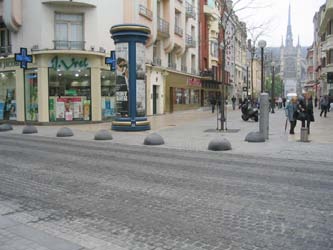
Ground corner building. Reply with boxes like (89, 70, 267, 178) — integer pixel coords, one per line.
(0, 0, 201, 123)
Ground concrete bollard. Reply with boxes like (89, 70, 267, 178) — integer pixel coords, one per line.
(259, 93, 269, 140)
(300, 127, 309, 142)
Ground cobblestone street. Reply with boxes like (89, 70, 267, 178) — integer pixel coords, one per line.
(0, 134, 332, 250)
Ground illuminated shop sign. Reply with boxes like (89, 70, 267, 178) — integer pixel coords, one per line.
(49, 56, 89, 71)
(187, 78, 202, 87)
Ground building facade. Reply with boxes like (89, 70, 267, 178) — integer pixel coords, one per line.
(199, 0, 223, 105)
(1, 0, 117, 123)
(0, 0, 202, 123)
(198, 0, 247, 105)
(318, 0, 333, 97)
(143, 0, 202, 114)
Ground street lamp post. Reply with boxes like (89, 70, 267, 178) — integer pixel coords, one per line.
(258, 40, 267, 93)
(246, 63, 249, 98)
(271, 61, 275, 113)
(250, 45, 255, 101)
(220, 41, 225, 131)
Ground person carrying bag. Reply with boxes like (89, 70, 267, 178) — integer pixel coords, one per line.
(296, 93, 314, 134)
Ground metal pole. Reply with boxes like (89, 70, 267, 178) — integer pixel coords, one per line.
(271, 65, 275, 113)
(220, 40, 225, 131)
(246, 65, 249, 98)
(216, 95, 219, 130)
(261, 47, 264, 93)
(251, 49, 254, 101)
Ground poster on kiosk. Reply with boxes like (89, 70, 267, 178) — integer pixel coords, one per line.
(115, 43, 129, 117)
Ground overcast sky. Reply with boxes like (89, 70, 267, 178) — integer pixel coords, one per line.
(236, 0, 326, 47)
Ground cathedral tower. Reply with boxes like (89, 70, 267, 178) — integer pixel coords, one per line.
(285, 3, 293, 48)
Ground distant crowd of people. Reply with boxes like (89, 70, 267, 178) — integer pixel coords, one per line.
(209, 93, 331, 136)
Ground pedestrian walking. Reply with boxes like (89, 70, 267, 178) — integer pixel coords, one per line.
(210, 96, 217, 113)
(282, 97, 286, 108)
(238, 97, 242, 109)
(278, 97, 283, 109)
(320, 95, 328, 117)
(314, 96, 318, 108)
(231, 96, 236, 110)
(297, 93, 314, 134)
(217, 95, 222, 112)
(285, 96, 298, 134)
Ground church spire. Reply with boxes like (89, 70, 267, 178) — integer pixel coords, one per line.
(297, 35, 300, 47)
(286, 3, 293, 47)
(288, 3, 291, 26)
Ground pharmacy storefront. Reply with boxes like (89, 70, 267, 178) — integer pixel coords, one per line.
(0, 59, 20, 122)
(0, 51, 116, 123)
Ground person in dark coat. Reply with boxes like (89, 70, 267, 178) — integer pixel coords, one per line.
(231, 96, 236, 110)
(320, 95, 328, 117)
(210, 96, 217, 113)
(282, 97, 286, 108)
(297, 93, 314, 134)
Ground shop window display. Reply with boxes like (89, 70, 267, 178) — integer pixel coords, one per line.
(25, 70, 38, 121)
(190, 89, 200, 104)
(101, 70, 116, 120)
(174, 88, 189, 104)
(49, 68, 91, 121)
(174, 88, 200, 105)
(0, 71, 16, 121)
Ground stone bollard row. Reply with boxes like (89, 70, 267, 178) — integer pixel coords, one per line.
(0, 123, 13, 132)
(208, 137, 232, 151)
(245, 131, 265, 143)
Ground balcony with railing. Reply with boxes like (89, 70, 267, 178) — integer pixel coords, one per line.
(185, 34, 196, 48)
(200, 70, 214, 78)
(181, 65, 187, 72)
(152, 57, 162, 66)
(42, 0, 96, 7)
(53, 40, 85, 50)
(185, 2, 196, 19)
(174, 25, 183, 37)
(0, 45, 12, 56)
(157, 17, 170, 38)
(139, 4, 153, 20)
(168, 62, 177, 70)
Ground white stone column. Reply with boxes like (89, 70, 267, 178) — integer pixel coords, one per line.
(15, 68, 25, 122)
(38, 67, 49, 122)
(91, 67, 101, 121)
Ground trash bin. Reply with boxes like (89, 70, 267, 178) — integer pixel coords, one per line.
(300, 127, 308, 142)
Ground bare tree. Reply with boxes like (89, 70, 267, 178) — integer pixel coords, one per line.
(217, 0, 271, 130)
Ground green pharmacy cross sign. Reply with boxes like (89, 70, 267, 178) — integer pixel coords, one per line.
(15, 48, 32, 69)
(105, 50, 116, 71)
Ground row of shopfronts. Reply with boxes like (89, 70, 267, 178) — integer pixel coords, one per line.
(0, 52, 220, 123)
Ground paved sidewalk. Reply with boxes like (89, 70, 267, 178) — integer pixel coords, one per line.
(0, 107, 333, 250)
(0, 215, 83, 250)
(2, 106, 333, 162)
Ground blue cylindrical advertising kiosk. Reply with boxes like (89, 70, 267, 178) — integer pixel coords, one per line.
(110, 24, 151, 131)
